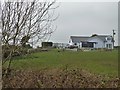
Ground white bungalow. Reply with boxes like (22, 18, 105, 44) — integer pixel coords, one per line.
(69, 34, 114, 49)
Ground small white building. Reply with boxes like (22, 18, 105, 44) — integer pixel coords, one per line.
(69, 34, 114, 49)
(53, 43, 69, 48)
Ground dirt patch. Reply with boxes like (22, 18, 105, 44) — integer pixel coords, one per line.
(2, 68, 119, 88)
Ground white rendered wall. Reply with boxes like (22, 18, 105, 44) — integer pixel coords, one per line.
(88, 37, 105, 48)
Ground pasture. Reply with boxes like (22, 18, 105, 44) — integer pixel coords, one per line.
(3, 49, 118, 77)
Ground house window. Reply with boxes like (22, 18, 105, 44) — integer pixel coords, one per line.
(106, 37, 111, 41)
(106, 44, 112, 49)
(82, 42, 94, 48)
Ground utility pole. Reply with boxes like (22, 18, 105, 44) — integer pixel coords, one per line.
(112, 29, 115, 48)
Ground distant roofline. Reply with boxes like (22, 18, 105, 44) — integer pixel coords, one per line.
(70, 34, 112, 38)
(70, 34, 113, 42)
(94, 35, 112, 36)
(70, 36, 90, 38)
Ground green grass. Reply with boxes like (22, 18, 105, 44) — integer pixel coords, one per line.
(3, 49, 118, 77)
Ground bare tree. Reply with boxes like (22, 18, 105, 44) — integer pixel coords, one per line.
(1, 0, 59, 74)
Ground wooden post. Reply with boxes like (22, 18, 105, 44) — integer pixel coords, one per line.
(112, 30, 115, 49)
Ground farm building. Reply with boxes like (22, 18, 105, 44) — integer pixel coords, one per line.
(42, 42, 53, 48)
(69, 34, 114, 49)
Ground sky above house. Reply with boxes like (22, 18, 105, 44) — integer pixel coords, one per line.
(49, 2, 118, 46)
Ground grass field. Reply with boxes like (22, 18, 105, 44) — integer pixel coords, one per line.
(3, 49, 118, 77)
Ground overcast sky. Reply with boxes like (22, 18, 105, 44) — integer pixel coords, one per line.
(49, 2, 118, 46)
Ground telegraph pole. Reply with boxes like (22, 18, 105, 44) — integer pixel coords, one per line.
(112, 29, 115, 48)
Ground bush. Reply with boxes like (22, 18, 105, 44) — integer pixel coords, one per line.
(23, 44, 32, 49)
(2, 68, 119, 88)
(2, 45, 29, 59)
